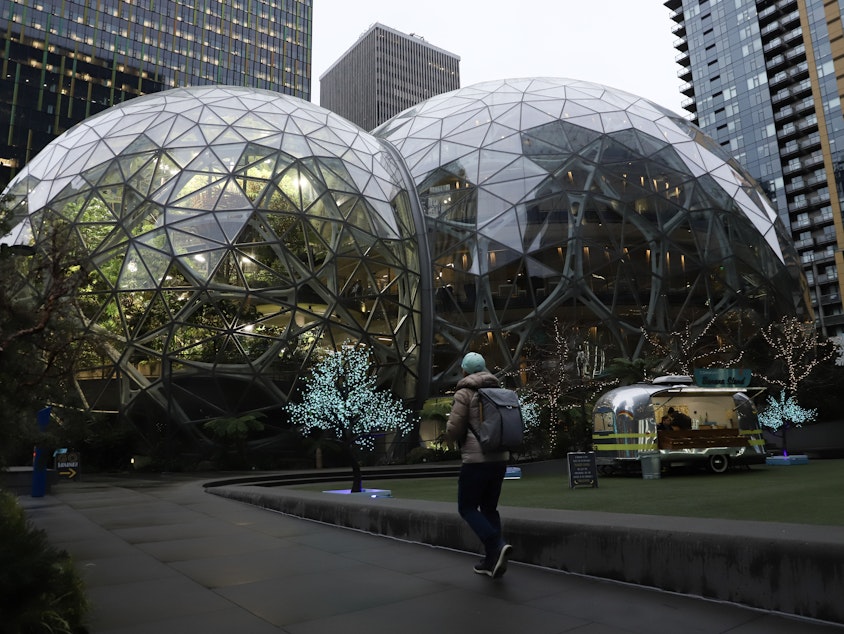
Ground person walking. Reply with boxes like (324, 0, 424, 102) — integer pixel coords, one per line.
(446, 352, 512, 578)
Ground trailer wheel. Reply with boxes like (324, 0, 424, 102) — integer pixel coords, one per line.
(708, 454, 729, 474)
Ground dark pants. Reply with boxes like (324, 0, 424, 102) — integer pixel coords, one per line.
(457, 461, 507, 554)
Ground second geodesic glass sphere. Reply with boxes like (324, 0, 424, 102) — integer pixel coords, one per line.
(376, 78, 809, 386)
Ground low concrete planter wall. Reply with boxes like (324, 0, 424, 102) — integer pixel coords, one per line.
(1, 467, 58, 495)
(208, 483, 844, 625)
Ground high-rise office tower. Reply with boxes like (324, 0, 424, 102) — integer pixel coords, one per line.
(0, 0, 313, 187)
(319, 23, 460, 131)
(666, 0, 844, 335)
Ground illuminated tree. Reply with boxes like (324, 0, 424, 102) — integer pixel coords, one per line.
(514, 392, 543, 458)
(752, 317, 837, 455)
(756, 317, 835, 398)
(758, 391, 817, 456)
(284, 345, 416, 492)
(643, 316, 743, 376)
(518, 319, 614, 455)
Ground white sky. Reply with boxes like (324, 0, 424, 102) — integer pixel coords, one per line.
(311, 0, 686, 115)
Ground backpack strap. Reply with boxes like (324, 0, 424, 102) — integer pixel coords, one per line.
(457, 387, 482, 446)
(465, 387, 490, 446)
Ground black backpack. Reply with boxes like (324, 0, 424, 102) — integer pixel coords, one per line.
(468, 387, 524, 452)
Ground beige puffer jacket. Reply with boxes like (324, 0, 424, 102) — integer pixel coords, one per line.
(445, 370, 510, 464)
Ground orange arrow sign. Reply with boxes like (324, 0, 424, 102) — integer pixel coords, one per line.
(60, 468, 77, 479)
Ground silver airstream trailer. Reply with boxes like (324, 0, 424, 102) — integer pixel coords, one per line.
(592, 375, 766, 474)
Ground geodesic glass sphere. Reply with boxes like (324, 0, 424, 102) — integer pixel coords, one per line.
(375, 78, 809, 386)
(4, 86, 427, 444)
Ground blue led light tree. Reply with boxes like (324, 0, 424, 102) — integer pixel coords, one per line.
(284, 345, 416, 492)
(757, 392, 816, 457)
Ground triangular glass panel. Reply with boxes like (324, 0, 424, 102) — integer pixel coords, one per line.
(210, 127, 248, 146)
(302, 219, 336, 264)
(605, 129, 644, 155)
(95, 158, 129, 187)
(95, 249, 125, 287)
(523, 121, 570, 152)
(170, 172, 227, 208)
(280, 132, 312, 158)
(484, 241, 522, 272)
(121, 132, 164, 157)
(313, 158, 357, 193)
(119, 245, 157, 290)
(142, 114, 178, 147)
(214, 179, 253, 212)
(159, 261, 193, 289)
(338, 196, 373, 233)
(208, 143, 247, 172)
(76, 222, 117, 250)
(198, 124, 229, 145)
(78, 193, 116, 223)
(236, 143, 278, 176)
(560, 121, 603, 153)
(132, 292, 172, 339)
(166, 147, 204, 171)
(599, 110, 632, 133)
(177, 247, 225, 283)
(277, 165, 312, 209)
(158, 290, 192, 324)
(303, 191, 344, 223)
(168, 217, 226, 248)
(259, 185, 298, 213)
(185, 146, 229, 174)
(242, 255, 290, 290)
(438, 186, 478, 224)
(167, 124, 208, 149)
(406, 144, 446, 179)
(144, 153, 182, 197)
(236, 177, 269, 203)
(210, 252, 247, 288)
(132, 242, 171, 288)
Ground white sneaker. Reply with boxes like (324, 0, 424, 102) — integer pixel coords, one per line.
(492, 544, 512, 578)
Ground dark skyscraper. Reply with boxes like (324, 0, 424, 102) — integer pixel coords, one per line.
(0, 0, 313, 186)
(666, 0, 844, 334)
(319, 23, 460, 131)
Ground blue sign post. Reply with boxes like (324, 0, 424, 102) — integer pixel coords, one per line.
(31, 406, 52, 498)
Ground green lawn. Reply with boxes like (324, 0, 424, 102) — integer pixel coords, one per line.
(293, 458, 844, 526)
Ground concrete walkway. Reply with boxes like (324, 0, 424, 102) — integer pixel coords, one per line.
(19, 474, 844, 634)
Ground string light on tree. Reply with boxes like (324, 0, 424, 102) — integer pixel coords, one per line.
(643, 316, 743, 375)
(757, 317, 835, 397)
(515, 318, 614, 455)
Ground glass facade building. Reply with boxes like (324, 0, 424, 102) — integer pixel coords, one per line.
(3, 79, 810, 447)
(0, 0, 313, 187)
(665, 0, 844, 335)
(3, 86, 429, 447)
(319, 23, 460, 131)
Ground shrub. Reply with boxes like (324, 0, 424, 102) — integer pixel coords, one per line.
(0, 490, 89, 633)
(406, 446, 459, 464)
